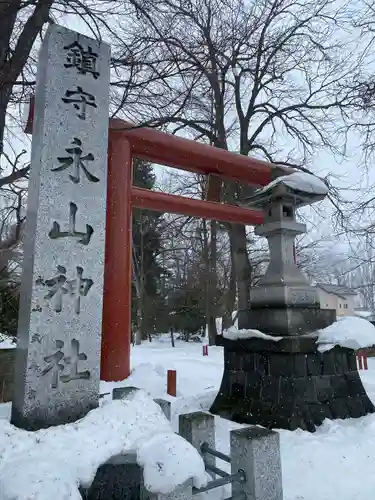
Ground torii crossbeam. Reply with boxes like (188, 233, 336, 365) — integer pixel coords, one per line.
(24, 100, 292, 381)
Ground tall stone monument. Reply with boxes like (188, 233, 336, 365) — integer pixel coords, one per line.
(211, 174, 375, 431)
(11, 25, 110, 430)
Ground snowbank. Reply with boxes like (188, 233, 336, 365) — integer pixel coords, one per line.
(221, 326, 282, 341)
(260, 171, 328, 196)
(0, 390, 206, 500)
(317, 316, 375, 352)
(101, 363, 168, 400)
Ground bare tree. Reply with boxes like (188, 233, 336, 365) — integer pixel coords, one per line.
(0, 0, 136, 266)
(0, 0, 129, 173)
(113, 0, 364, 324)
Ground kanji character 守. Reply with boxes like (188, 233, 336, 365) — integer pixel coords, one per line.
(62, 85, 97, 120)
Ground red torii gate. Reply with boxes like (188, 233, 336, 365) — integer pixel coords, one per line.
(25, 103, 291, 381)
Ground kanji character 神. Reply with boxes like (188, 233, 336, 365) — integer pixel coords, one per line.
(66, 266, 94, 315)
(36, 265, 68, 313)
(52, 137, 99, 184)
(64, 41, 100, 79)
(36, 266, 93, 314)
(62, 85, 97, 120)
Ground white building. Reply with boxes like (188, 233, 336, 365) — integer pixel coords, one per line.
(316, 283, 357, 317)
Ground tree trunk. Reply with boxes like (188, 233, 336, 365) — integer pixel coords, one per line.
(170, 327, 175, 347)
(228, 223, 251, 329)
(0, 0, 54, 155)
(0, 86, 11, 155)
(207, 219, 218, 345)
(222, 232, 237, 331)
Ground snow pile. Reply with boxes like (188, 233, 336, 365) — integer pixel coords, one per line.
(261, 171, 328, 195)
(221, 326, 282, 341)
(101, 362, 170, 400)
(0, 390, 207, 500)
(0, 334, 16, 349)
(317, 316, 375, 352)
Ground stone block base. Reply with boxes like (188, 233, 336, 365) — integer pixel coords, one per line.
(210, 339, 374, 432)
(240, 307, 336, 335)
(0, 348, 15, 403)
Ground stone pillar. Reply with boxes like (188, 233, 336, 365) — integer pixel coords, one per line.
(0, 348, 15, 403)
(11, 24, 110, 430)
(230, 427, 283, 500)
(154, 398, 172, 421)
(179, 412, 216, 471)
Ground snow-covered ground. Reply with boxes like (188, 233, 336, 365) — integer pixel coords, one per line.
(105, 339, 375, 500)
(2, 338, 375, 499)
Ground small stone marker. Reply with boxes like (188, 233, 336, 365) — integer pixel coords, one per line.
(179, 412, 216, 472)
(231, 427, 283, 500)
(112, 386, 139, 400)
(11, 25, 110, 430)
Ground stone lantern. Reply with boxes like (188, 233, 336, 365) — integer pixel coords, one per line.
(211, 173, 374, 432)
(243, 176, 334, 335)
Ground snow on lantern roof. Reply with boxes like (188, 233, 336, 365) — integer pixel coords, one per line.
(245, 171, 329, 208)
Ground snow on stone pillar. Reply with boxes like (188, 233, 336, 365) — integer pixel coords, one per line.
(140, 480, 193, 500)
(230, 427, 283, 500)
(11, 24, 110, 430)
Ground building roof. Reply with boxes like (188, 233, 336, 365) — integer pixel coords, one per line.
(316, 283, 357, 299)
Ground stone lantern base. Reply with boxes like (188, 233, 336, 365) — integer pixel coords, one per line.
(210, 336, 375, 432)
(241, 306, 337, 336)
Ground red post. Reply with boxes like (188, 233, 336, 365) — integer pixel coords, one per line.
(203, 345, 208, 356)
(357, 354, 363, 370)
(167, 370, 177, 397)
(364, 354, 368, 371)
(101, 132, 132, 381)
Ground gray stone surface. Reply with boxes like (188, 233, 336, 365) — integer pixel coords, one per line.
(141, 480, 193, 500)
(113, 386, 139, 400)
(179, 411, 215, 472)
(154, 398, 172, 421)
(241, 307, 336, 335)
(11, 24, 110, 430)
(230, 427, 283, 500)
(0, 348, 15, 403)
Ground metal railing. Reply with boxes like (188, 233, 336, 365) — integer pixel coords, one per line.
(201, 442, 232, 463)
(192, 442, 247, 499)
